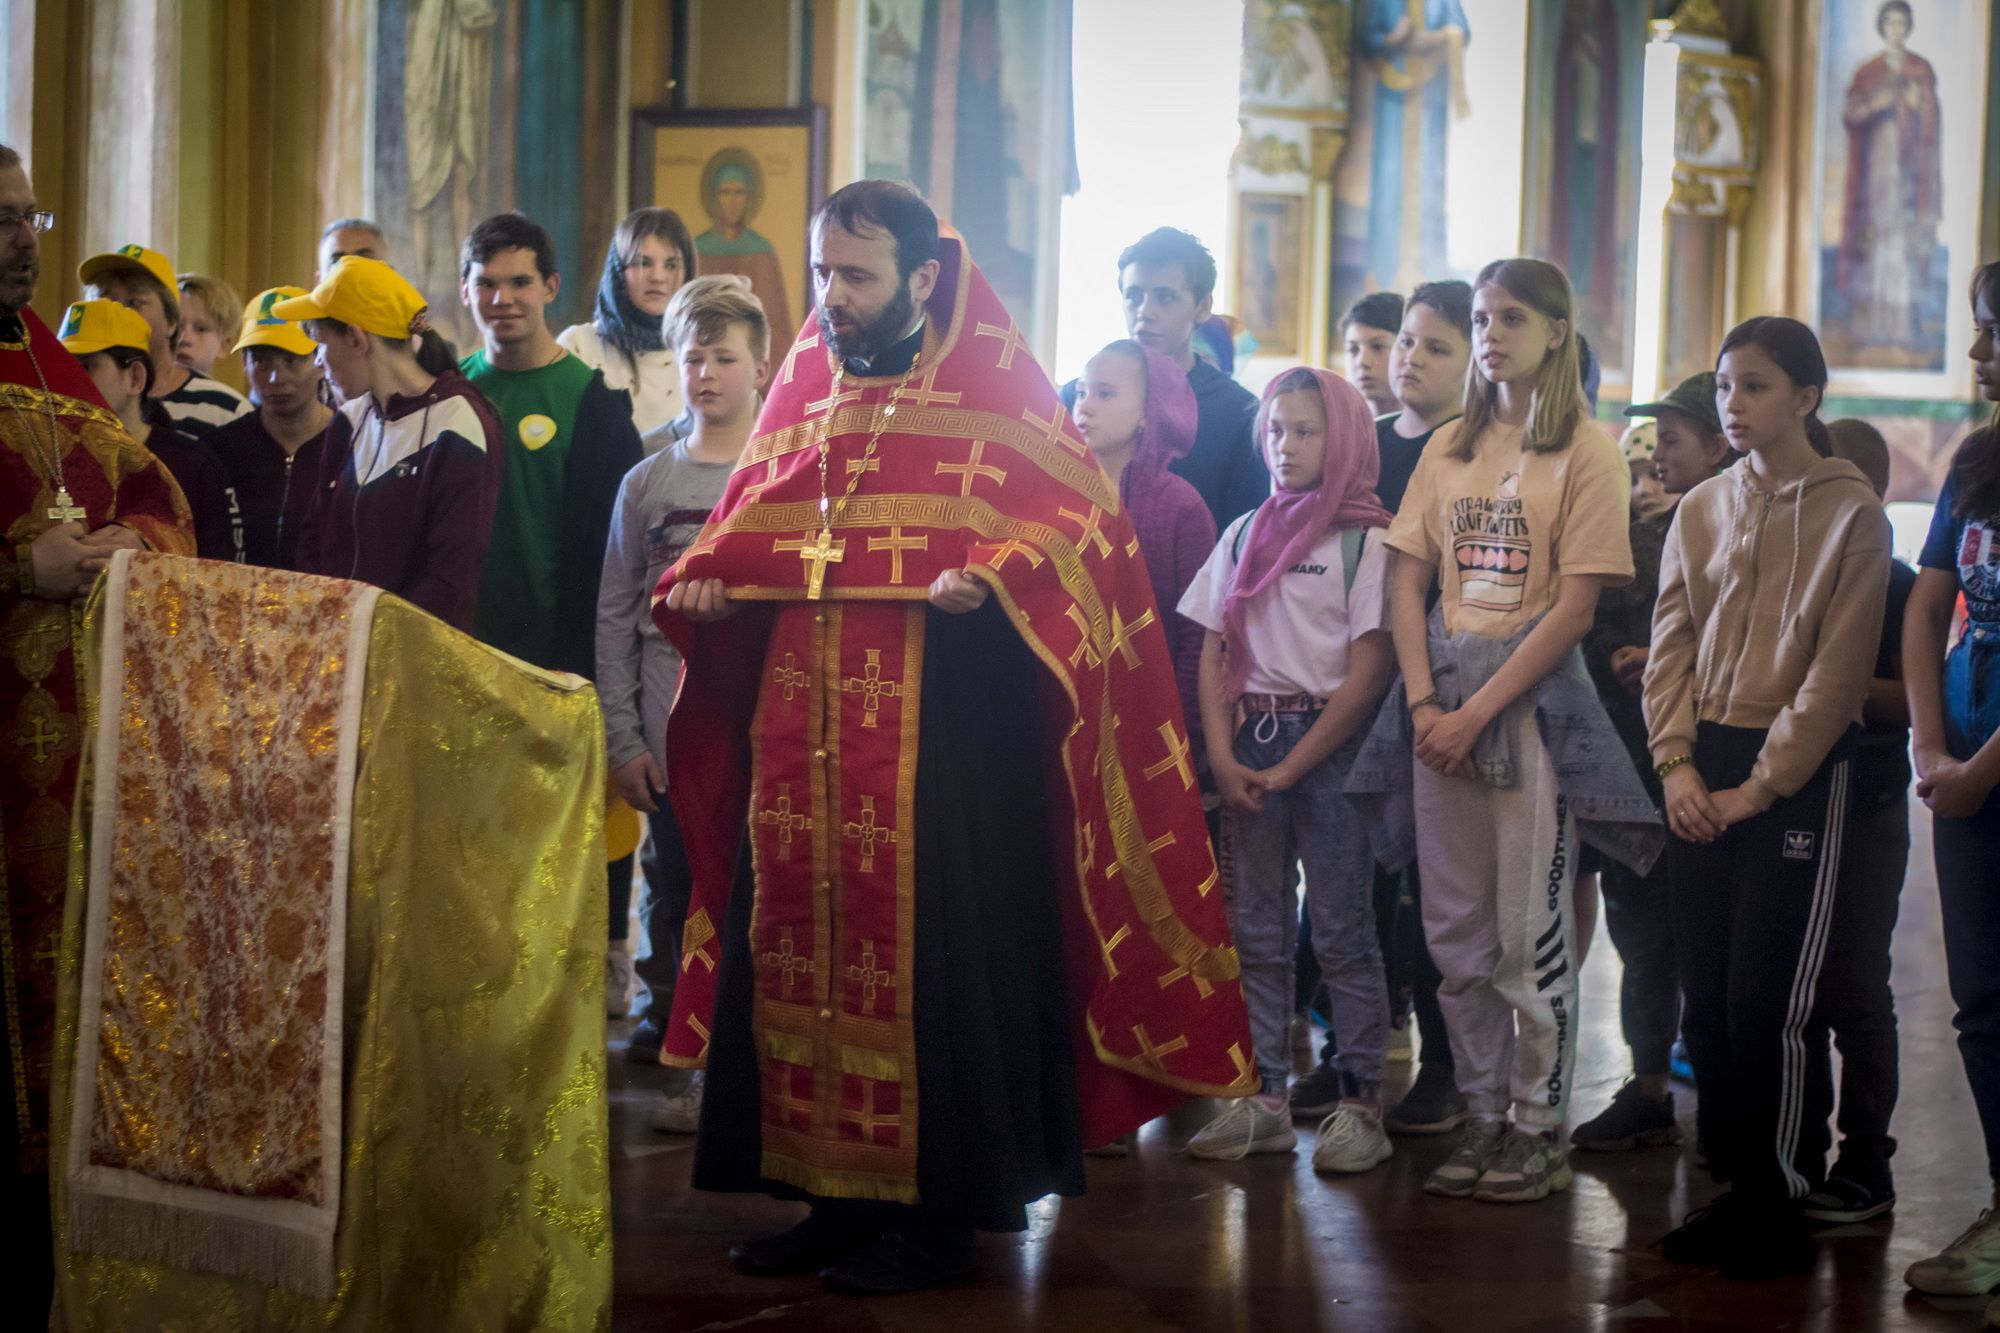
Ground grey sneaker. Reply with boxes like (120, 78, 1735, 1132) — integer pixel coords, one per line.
(1386, 1064, 1470, 1136)
(1907, 1209, 2000, 1296)
(1424, 1117, 1507, 1197)
(1186, 1096, 1297, 1160)
(1473, 1127, 1573, 1203)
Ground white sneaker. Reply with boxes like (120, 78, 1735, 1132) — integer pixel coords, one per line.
(1387, 1024, 1414, 1064)
(650, 1074, 704, 1134)
(1908, 1209, 2000, 1296)
(1312, 1104, 1393, 1174)
(606, 948, 634, 1019)
(1185, 1095, 1297, 1160)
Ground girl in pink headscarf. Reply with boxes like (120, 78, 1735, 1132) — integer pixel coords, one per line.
(1176, 366, 1399, 1170)
(1073, 340, 1217, 737)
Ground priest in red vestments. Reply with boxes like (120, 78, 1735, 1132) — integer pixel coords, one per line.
(0, 145, 193, 1314)
(656, 181, 1254, 1295)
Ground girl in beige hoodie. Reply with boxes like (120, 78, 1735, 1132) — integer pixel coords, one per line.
(1642, 316, 1890, 1279)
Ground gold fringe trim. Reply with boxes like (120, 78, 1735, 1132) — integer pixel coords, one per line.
(761, 1152, 920, 1206)
(839, 1046, 901, 1083)
(762, 1030, 813, 1067)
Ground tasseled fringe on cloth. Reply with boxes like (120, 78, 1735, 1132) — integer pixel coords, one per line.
(68, 1188, 336, 1300)
(761, 1153, 921, 1206)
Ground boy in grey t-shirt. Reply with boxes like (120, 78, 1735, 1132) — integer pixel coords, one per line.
(594, 276, 770, 1131)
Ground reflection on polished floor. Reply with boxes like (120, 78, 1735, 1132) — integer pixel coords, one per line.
(609, 804, 1993, 1331)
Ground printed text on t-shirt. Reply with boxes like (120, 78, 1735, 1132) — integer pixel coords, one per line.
(1450, 471, 1532, 614)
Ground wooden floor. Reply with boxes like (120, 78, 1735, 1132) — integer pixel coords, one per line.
(608, 804, 1995, 1331)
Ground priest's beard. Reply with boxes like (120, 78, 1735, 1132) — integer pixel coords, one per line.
(818, 279, 917, 362)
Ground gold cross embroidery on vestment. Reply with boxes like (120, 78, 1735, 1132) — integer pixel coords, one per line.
(757, 783, 811, 858)
(840, 649, 904, 727)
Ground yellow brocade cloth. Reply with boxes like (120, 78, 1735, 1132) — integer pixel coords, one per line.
(50, 555, 611, 1332)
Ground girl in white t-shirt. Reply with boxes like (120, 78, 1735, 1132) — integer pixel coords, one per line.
(1177, 367, 1398, 1170)
(558, 208, 695, 438)
(1383, 258, 1633, 1204)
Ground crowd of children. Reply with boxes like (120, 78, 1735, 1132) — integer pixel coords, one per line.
(51, 202, 2000, 1304)
(1086, 246, 2000, 1299)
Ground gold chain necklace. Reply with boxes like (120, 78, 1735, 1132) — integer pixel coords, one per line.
(785, 347, 925, 600)
(7, 333, 85, 521)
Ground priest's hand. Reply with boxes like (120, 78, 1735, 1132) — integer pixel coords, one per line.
(29, 522, 97, 600)
(927, 568, 990, 614)
(77, 523, 146, 574)
(665, 578, 737, 621)
(613, 753, 665, 815)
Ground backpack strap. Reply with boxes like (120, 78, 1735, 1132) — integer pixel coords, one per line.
(1340, 527, 1365, 596)
(1235, 518, 1366, 593)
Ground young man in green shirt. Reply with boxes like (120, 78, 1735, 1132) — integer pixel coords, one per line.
(459, 212, 643, 678)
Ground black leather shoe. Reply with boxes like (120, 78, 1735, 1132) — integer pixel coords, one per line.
(820, 1225, 976, 1295)
(1718, 1205, 1816, 1281)
(730, 1209, 882, 1277)
(1661, 1193, 1740, 1266)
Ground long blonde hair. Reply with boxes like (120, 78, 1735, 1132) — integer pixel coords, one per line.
(1453, 258, 1588, 461)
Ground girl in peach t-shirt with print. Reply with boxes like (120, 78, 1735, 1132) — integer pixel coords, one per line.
(1383, 258, 1633, 1205)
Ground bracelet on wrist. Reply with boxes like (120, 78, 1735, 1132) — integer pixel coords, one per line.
(1655, 754, 1693, 780)
(1407, 692, 1442, 714)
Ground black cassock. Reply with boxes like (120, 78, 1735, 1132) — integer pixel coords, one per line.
(694, 600, 1087, 1233)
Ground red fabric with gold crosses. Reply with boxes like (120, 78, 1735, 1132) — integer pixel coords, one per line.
(653, 239, 1254, 1200)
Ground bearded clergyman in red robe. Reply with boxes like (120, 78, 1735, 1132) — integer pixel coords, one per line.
(655, 181, 1255, 1295)
(0, 144, 192, 1316)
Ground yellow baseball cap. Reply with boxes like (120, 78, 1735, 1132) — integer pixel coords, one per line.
(56, 298, 153, 357)
(271, 256, 429, 340)
(77, 243, 178, 296)
(234, 286, 320, 356)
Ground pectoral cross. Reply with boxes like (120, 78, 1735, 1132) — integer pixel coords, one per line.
(776, 527, 846, 600)
(46, 486, 85, 523)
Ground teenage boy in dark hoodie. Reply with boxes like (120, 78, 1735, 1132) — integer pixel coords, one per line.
(1065, 227, 1267, 531)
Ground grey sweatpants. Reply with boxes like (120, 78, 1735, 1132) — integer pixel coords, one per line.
(1411, 700, 1579, 1130)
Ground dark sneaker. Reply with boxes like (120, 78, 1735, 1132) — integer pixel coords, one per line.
(1288, 1062, 1345, 1119)
(1385, 1064, 1469, 1136)
(820, 1225, 976, 1295)
(1718, 1204, 1816, 1281)
(1662, 1193, 1741, 1266)
(1803, 1173, 1896, 1224)
(732, 1209, 884, 1277)
(1570, 1081, 1682, 1151)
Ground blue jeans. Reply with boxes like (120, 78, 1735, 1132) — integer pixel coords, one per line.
(1223, 712, 1387, 1095)
(1938, 627, 2000, 1176)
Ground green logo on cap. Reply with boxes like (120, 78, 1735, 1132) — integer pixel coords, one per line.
(118, 244, 145, 258)
(257, 290, 286, 326)
(58, 304, 84, 338)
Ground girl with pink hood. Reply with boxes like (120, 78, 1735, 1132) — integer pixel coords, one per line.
(1176, 367, 1398, 1172)
(1072, 340, 1218, 735)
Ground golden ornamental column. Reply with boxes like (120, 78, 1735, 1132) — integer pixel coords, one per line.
(1231, 0, 1352, 372)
